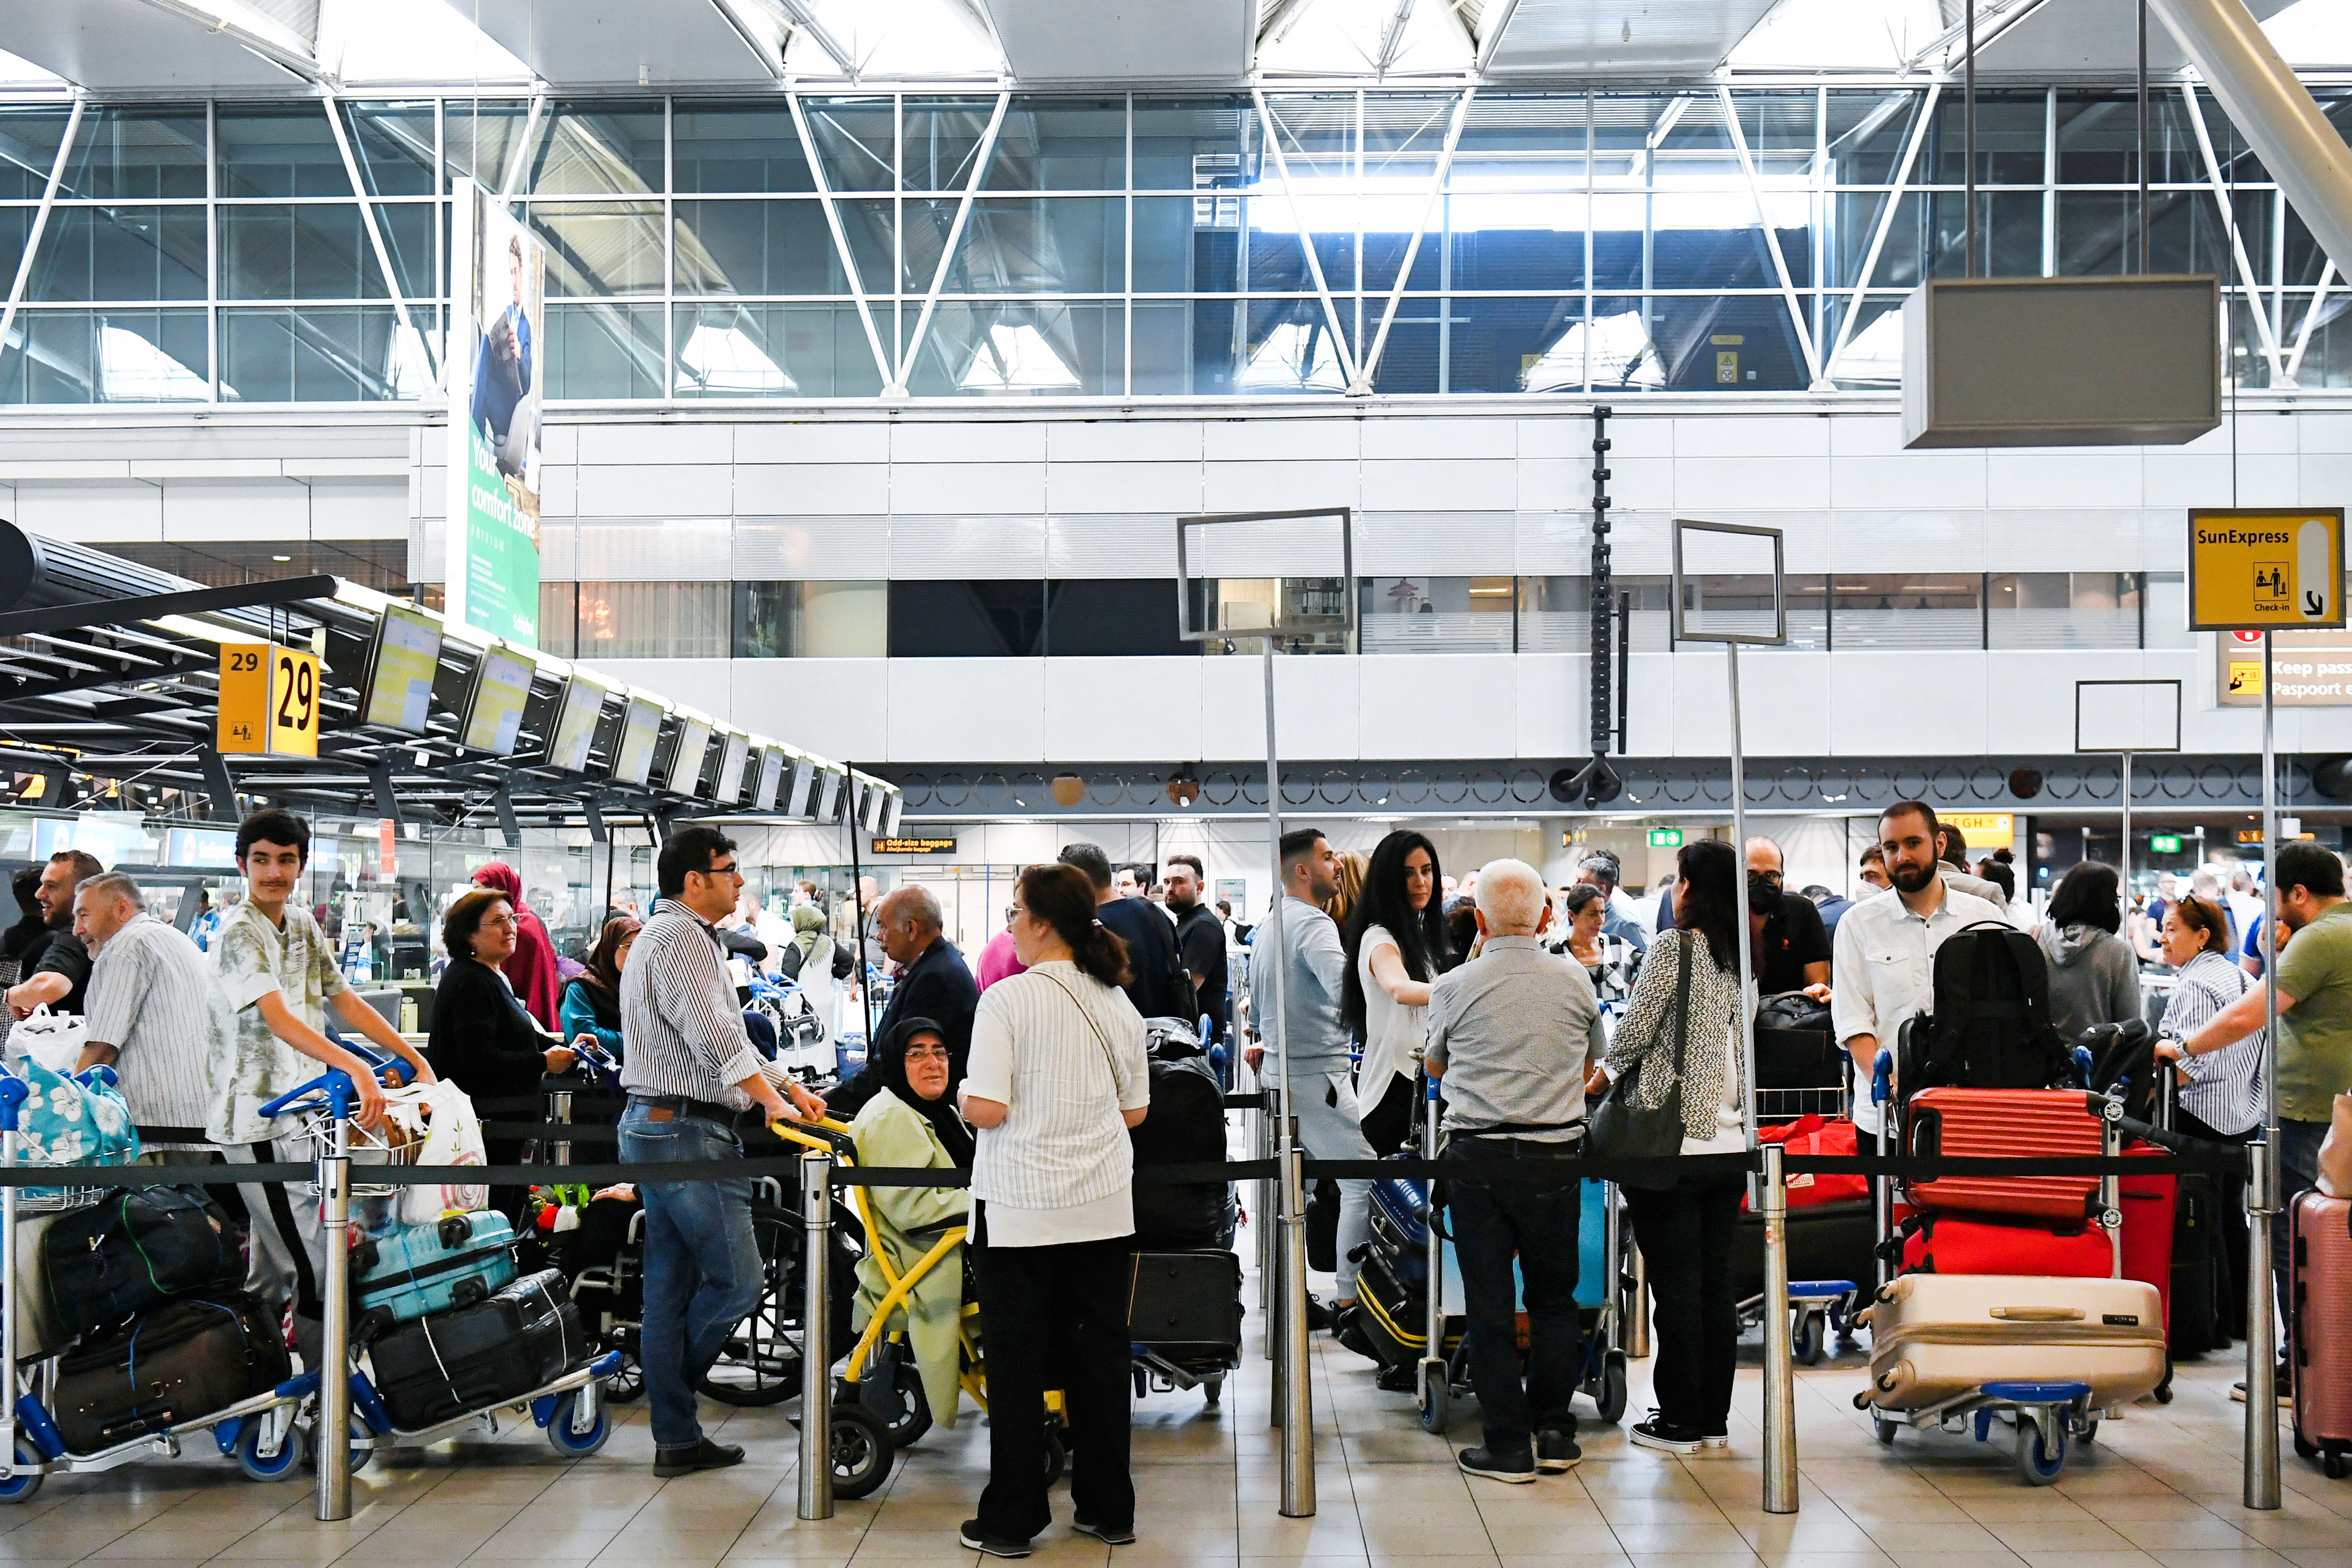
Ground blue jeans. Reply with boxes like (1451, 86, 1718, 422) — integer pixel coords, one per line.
(619, 1103, 763, 1450)
(1444, 1139, 1583, 1459)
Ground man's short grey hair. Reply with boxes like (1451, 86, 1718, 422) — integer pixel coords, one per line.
(1577, 850, 1622, 891)
(1475, 858, 1547, 935)
(77, 872, 143, 913)
(2232, 868, 2257, 891)
(882, 884, 942, 931)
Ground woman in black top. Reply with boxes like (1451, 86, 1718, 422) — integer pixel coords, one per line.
(429, 889, 590, 1222)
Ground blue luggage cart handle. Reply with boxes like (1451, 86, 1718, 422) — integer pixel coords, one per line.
(256, 1042, 416, 1122)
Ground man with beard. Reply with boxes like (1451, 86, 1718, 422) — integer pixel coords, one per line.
(1830, 801, 2003, 1153)
(4, 850, 101, 1019)
(1165, 854, 1227, 1044)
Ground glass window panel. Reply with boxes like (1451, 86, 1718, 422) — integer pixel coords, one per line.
(0, 307, 208, 403)
(524, 101, 664, 196)
(1924, 91, 2045, 185)
(887, 581, 1044, 656)
(1645, 198, 1797, 291)
(1243, 210, 1356, 294)
(375, 199, 435, 300)
(1735, 90, 1818, 167)
(1359, 576, 1515, 654)
(2287, 204, 2335, 290)
(2055, 92, 2203, 185)
(734, 581, 887, 656)
(1043, 579, 1185, 656)
(1363, 95, 1457, 166)
(220, 204, 382, 299)
(906, 300, 1123, 396)
(0, 207, 31, 289)
(1518, 576, 1674, 652)
(938, 197, 1121, 294)
(2292, 292, 2352, 389)
(110, 538, 410, 592)
(1446, 198, 1587, 291)
(901, 97, 996, 192)
(1133, 298, 1239, 394)
(1677, 571, 1826, 647)
(1646, 294, 1811, 389)
(1831, 185, 1902, 290)
(673, 102, 814, 194)
(1134, 195, 1238, 292)
(805, 99, 897, 193)
(539, 582, 576, 658)
(1234, 298, 1353, 394)
(1873, 190, 2043, 285)
(530, 203, 664, 295)
(61, 109, 207, 200)
(1366, 316, 1438, 393)
(541, 302, 664, 398)
(0, 110, 74, 200)
(2196, 90, 2267, 185)
(1132, 96, 1252, 193)
(2227, 290, 2278, 390)
(675, 199, 846, 294)
(1451, 295, 1582, 393)
(443, 101, 531, 191)
(987, 97, 1127, 191)
(220, 306, 414, 402)
(30, 207, 206, 302)
(835, 197, 896, 298)
(216, 104, 348, 198)
(1988, 572, 2140, 650)
(575, 582, 728, 658)
(1832, 573, 1982, 649)
(1824, 294, 1905, 386)
(673, 303, 883, 398)
(1262, 93, 1355, 179)
(343, 103, 436, 198)
(1824, 91, 1923, 188)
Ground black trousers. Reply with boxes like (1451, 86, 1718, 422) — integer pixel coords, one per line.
(1359, 1073, 1415, 1158)
(1443, 1139, 1582, 1458)
(2177, 1107, 2255, 1341)
(972, 1208, 1135, 1542)
(1622, 1168, 1747, 1434)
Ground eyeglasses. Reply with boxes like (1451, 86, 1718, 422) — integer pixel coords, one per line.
(481, 913, 519, 929)
(691, 861, 743, 881)
(1009, 903, 1029, 919)
(904, 1045, 951, 1064)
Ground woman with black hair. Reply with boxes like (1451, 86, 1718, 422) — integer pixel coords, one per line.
(1344, 830, 1447, 1157)
(2037, 860, 2143, 1040)
(1596, 838, 1750, 1455)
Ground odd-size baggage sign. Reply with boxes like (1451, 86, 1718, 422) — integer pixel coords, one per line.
(2188, 507, 2346, 631)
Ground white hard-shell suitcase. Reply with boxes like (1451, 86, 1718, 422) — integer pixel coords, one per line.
(1858, 1272, 2166, 1411)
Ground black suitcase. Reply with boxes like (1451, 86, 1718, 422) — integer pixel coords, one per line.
(42, 1186, 244, 1338)
(1128, 1251, 1241, 1357)
(1334, 1245, 1432, 1370)
(369, 1269, 584, 1431)
(2170, 1172, 2228, 1356)
(1731, 1200, 1878, 1303)
(1755, 1028, 1844, 1090)
(51, 1292, 289, 1454)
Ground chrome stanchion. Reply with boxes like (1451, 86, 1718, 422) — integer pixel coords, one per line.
(550, 1084, 574, 1168)
(315, 1084, 354, 1522)
(1760, 1142, 1798, 1516)
(1278, 1120, 1315, 1518)
(1259, 1077, 1278, 1338)
(798, 1147, 834, 1521)
(2247, 1134, 2280, 1510)
(2099, 1096, 2125, 1280)
(1420, 1072, 1445, 1415)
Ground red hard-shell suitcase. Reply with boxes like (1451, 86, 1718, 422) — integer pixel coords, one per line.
(1897, 1210, 2113, 1277)
(2119, 1146, 2177, 1337)
(2290, 1190, 2352, 1472)
(1904, 1087, 2103, 1221)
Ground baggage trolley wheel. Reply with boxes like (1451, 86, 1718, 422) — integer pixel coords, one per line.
(1597, 1350, 1630, 1426)
(2295, 1431, 2322, 1462)
(2326, 1446, 2350, 1483)
(1418, 1361, 1450, 1435)
(1041, 1421, 1067, 1487)
(301, 1418, 373, 1476)
(1792, 1310, 1824, 1367)
(1873, 1414, 1899, 1446)
(2016, 1418, 2067, 1486)
(0, 1440, 42, 1505)
(1202, 1375, 1224, 1410)
(544, 1392, 612, 1458)
(863, 1355, 933, 1449)
(234, 1419, 308, 1482)
(828, 1404, 894, 1501)
(603, 1354, 644, 1404)
(2079, 1419, 2098, 1446)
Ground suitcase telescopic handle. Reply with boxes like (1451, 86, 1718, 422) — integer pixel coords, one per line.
(1988, 1306, 2085, 1322)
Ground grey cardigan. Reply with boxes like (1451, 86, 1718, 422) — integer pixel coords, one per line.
(2036, 923, 2144, 1042)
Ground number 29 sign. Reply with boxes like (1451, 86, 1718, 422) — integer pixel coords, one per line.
(218, 643, 321, 758)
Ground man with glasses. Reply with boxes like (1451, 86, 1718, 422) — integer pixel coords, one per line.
(1745, 837, 1832, 999)
(619, 824, 792, 1478)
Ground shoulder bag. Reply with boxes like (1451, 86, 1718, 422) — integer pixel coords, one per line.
(1036, 968, 1133, 1091)
(1586, 932, 1693, 1190)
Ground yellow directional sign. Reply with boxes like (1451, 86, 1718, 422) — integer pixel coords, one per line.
(2188, 507, 2346, 631)
(218, 643, 321, 758)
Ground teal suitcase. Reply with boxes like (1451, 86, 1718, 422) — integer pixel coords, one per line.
(352, 1211, 518, 1336)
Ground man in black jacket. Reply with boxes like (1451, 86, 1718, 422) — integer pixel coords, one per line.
(1060, 842, 1190, 1021)
(800, 885, 977, 1120)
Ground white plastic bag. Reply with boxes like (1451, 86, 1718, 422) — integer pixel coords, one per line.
(10, 1006, 85, 1075)
(388, 1080, 489, 1225)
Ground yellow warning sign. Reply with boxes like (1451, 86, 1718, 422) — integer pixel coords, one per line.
(2226, 658, 2265, 698)
(2188, 507, 2346, 631)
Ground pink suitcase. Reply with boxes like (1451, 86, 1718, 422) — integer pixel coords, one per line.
(2291, 1190, 2352, 1475)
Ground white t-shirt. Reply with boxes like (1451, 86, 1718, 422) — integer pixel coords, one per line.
(1682, 1023, 1749, 1156)
(1356, 923, 1427, 1100)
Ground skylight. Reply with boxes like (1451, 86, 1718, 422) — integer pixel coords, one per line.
(1259, 0, 1474, 77)
(1725, 0, 1947, 71)
(324, 0, 530, 85)
(782, 0, 1004, 80)
(2266, 0, 2352, 66)
(680, 323, 797, 395)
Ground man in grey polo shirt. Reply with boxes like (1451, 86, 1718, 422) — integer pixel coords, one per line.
(1427, 857, 1607, 1485)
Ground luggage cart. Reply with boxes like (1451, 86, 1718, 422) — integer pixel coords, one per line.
(1736, 1084, 1861, 1365)
(0, 1066, 318, 1500)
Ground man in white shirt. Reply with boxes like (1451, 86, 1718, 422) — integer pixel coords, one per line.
(72, 872, 229, 1146)
(1831, 801, 2005, 1151)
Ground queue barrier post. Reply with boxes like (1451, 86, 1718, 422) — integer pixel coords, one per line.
(1278, 1119, 1315, 1519)
(1759, 1142, 1798, 1516)
(2246, 1133, 2281, 1510)
(798, 1147, 835, 1521)
(1260, 1077, 1278, 1346)
(315, 1085, 354, 1523)
(550, 1085, 574, 1168)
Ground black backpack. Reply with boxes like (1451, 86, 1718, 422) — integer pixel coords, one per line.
(1895, 921, 2073, 1097)
(1128, 1048, 1230, 1251)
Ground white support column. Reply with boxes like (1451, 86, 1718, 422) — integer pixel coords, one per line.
(1253, 88, 1361, 390)
(789, 90, 897, 399)
(1351, 87, 1472, 396)
(895, 92, 1010, 396)
(499, 95, 545, 203)
(2181, 82, 2289, 388)
(0, 98, 85, 376)
(2287, 261, 2337, 384)
(322, 95, 437, 385)
(1719, 85, 1824, 390)
(1823, 84, 1940, 382)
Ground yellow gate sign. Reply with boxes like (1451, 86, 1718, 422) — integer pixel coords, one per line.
(218, 643, 322, 758)
(2189, 507, 2346, 631)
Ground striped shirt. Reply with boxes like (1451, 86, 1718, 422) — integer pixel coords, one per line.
(2163, 949, 2266, 1136)
(84, 914, 232, 1135)
(963, 961, 1150, 1238)
(619, 899, 763, 1109)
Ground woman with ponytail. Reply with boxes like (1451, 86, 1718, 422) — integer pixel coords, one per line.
(955, 863, 1151, 1557)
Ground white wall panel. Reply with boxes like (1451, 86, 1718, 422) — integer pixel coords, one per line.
(1203, 418, 1358, 463)
(1982, 649, 2152, 753)
(1676, 456, 1829, 512)
(1831, 453, 1988, 510)
(1514, 511, 1590, 576)
(1046, 514, 1179, 577)
(1200, 654, 1358, 760)
(2301, 413, 2352, 453)
(892, 423, 1047, 463)
(576, 423, 732, 466)
(2142, 510, 2190, 572)
(889, 658, 1043, 760)
(1985, 451, 2142, 508)
(162, 480, 308, 540)
(1184, 510, 1354, 576)
(892, 462, 1046, 514)
(15, 482, 161, 540)
(307, 477, 408, 538)
(735, 463, 890, 515)
(734, 517, 890, 578)
(1513, 654, 1588, 756)
(730, 657, 889, 761)
(1829, 509, 1987, 573)
(1985, 508, 2143, 571)
(1044, 658, 1204, 761)
(1046, 461, 1202, 514)
(889, 515, 1048, 578)
(1829, 651, 1987, 754)
(1607, 512, 1677, 575)
(1362, 417, 1517, 460)
(2180, 413, 2298, 456)
(573, 656, 735, 717)
(735, 424, 891, 464)
(410, 519, 443, 580)
(574, 462, 732, 515)
(2302, 454, 2352, 507)
(536, 464, 576, 517)
(572, 520, 733, 579)
(1622, 652, 1675, 755)
(1673, 415, 1830, 459)
(1361, 457, 1518, 512)
(1357, 655, 1517, 758)
(1202, 458, 1359, 513)
(1516, 457, 1582, 513)
(1046, 421, 1203, 462)
(415, 465, 447, 518)
(536, 426, 578, 464)
(1356, 512, 1514, 574)
(2144, 452, 2300, 510)
(1825, 415, 1908, 456)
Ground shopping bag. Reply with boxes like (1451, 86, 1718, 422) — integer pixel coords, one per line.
(10, 1005, 86, 1075)
(11, 1059, 140, 1203)
(389, 1081, 489, 1226)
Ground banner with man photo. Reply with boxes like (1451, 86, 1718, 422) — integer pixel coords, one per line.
(444, 177, 545, 648)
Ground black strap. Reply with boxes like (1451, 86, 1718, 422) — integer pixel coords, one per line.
(247, 1140, 322, 1322)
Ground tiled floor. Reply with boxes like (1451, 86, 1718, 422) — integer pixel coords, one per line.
(5, 1236, 2341, 1568)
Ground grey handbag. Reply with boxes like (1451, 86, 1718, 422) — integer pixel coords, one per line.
(1586, 933, 1693, 1190)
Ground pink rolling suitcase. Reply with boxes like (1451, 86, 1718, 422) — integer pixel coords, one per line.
(2290, 1190, 2352, 1477)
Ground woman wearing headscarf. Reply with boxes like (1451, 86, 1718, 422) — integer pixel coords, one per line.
(472, 862, 561, 1029)
(848, 1014, 975, 1433)
(560, 914, 639, 1061)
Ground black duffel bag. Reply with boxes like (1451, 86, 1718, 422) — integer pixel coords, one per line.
(42, 1186, 244, 1339)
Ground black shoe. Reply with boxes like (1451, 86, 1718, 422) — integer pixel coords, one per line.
(1536, 1429, 1582, 1472)
(1073, 1518, 1137, 1545)
(2232, 1366, 2293, 1407)
(1304, 1294, 1334, 1332)
(1375, 1362, 1417, 1393)
(959, 1521, 1033, 1558)
(1457, 1445, 1537, 1483)
(1629, 1415, 1707, 1455)
(652, 1437, 744, 1477)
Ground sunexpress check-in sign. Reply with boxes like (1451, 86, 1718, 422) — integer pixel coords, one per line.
(2188, 508, 2345, 632)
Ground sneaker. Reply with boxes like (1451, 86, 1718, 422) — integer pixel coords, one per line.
(1458, 1445, 1538, 1483)
(1629, 1416, 1707, 1455)
(2231, 1367, 2293, 1407)
(1536, 1429, 1583, 1472)
(651, 1438, 744, 1478)
(1375, 1362, 1417, 1394)
(1072, 1519, 1137, 1545)
(1694, 1429, 1732, 1455)
(959, 1521, 1033, 1559)
(1304, 1294, 1334, 1332)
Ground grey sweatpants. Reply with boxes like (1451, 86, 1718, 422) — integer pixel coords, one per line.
(1291, 1065, 1375, 1301)
(221, 1138, 327, 1369)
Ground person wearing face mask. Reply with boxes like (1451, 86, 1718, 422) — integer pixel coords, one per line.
(849, 1015, 976, 1434)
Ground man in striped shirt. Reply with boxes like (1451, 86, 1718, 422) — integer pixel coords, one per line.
(72, 871, 229, 1144)
(619, 824, 791, 1478)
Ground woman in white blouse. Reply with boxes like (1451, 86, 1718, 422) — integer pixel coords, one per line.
(957, 864, 1151, 1558)
(1342, 830, 1447, 1156)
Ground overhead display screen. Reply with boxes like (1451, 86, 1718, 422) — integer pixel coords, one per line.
(816, 767, 844, 822)
(612, 695, 664, 786)
(459, 644, 535, 756)
(785, 754, 817, 817)
(716, 731, 751, 805)
(361, 604, 441, 733)
(669, 717, 713, 798)
(545, 675, 607, 772)
(753, 747, 785, 812)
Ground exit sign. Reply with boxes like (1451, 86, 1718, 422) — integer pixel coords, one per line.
(2148, 834, 2183, 853)
(1648, 828, 1684, 848)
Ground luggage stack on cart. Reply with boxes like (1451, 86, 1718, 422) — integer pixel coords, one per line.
(1741, 996, 1874, 1363)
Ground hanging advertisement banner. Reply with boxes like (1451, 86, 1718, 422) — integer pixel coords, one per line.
(444, 178, 545, 649)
